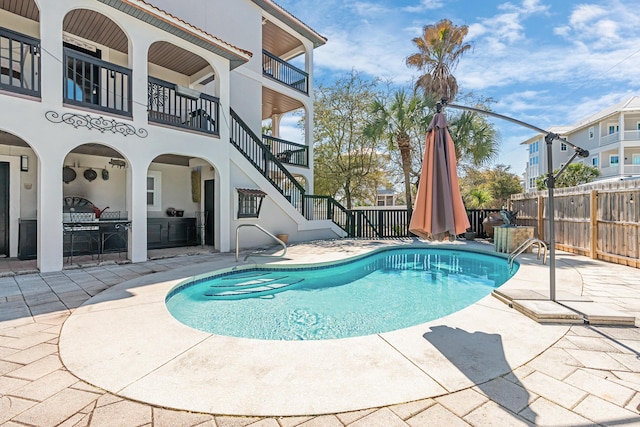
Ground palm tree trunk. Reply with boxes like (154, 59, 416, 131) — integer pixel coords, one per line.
(397, 133, 413, 216)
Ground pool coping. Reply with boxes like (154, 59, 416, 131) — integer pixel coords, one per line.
(59, 240, 579, 416)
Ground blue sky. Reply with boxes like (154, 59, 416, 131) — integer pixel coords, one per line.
(275, 0, 640, 176)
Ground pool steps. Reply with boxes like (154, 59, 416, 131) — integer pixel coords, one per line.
(204, 272, 304, 299)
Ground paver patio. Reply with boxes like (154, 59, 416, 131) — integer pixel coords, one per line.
(1, 240, 639, 426)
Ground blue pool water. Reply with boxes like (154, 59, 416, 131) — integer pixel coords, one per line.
(166, 247, 516, 340)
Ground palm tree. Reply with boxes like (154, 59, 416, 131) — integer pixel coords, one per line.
(365, 89, 431, 215)
(406, 19, 471, 102)
(448, 110, 500, 166)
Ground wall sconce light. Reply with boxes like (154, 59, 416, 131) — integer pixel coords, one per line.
(630, 194, 634, 204)
(20, 155, 28, 172)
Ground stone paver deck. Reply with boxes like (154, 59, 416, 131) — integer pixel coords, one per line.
(1, 239, 639, 426)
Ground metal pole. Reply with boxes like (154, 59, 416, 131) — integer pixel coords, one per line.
(441, 99, 589, 302)
(544, 133, 557, 301)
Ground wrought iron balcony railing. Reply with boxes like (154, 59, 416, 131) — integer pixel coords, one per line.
(0, 27, 40, 97)
(262, 50, 308, 94)
(148, 77, 219, 135)
(262, 135, 309, 167)
(64, 48, 132, 116)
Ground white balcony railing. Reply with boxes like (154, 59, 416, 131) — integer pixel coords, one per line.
(599, 165, 620, 177)
(599, 132, 620, 147)
(623, 164, 640, 175)
(623, 130, 640, 142)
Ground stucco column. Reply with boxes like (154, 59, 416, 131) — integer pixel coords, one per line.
(128, 32, 151, 125)
(271, 113, 282, 138)
(37, 155, 64, 272)
(127, 164, 148, 263)
(304, 41, 315, 193)
(38, 3, 65, 106)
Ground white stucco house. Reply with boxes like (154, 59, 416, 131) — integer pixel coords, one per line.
(522, 96, 640, 192)
(0, 0, 345, 273)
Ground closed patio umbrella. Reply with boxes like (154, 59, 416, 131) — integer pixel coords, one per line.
(409, 110, 470, 240)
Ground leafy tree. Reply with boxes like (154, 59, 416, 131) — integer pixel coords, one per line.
(313, 71, 388, 209)
(535, 163, 600, 190)
(465, 187, 493, 209)
(406, 19, 472, 102)
(460, 164, 523, 209)
(365, 89, 432, 215)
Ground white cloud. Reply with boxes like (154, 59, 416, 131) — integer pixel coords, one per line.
(402, 0, 444, 13)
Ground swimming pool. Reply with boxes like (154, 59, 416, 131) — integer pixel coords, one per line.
(166, 247, 516, 340)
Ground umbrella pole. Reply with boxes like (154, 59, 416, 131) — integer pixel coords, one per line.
(441, 100, 589, 302)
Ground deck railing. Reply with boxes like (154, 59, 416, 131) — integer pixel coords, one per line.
(0, 27, 40, 97)
(148, 77, 219, 135)
(263, 135, 309, 167)
(303, 195, 353, 234)
(262, 50, 308, 94)
(64, 48, 132, 116)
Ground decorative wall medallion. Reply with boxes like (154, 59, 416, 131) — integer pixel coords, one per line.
(45, 111, 148, 138)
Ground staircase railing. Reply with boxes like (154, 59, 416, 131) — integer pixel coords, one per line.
(230, 108, 306, 214)
(303, 195, 354, 235)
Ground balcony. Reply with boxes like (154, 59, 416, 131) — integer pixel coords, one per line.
(263, 135, 308, 167)
(0, 27, 40, 97)
(64, 48, 132, 117)
(262, 50, 308, 94)
(147, 77, 219, 136)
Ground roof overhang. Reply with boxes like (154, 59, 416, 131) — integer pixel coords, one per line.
(98, 0, 252, 70)
(251, 0, 327, 48)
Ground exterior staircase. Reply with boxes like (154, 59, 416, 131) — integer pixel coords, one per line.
(229, 108, 354, 235)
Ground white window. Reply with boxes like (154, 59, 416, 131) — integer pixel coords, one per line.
(560, 143, 567, 151)
(147, 170, 162, 211)
(588, 126, 594, 140)
(610, 155, 619, 165)
(592, 157, 599, 167)
(608, 123, 619, 134)
(633, 154, 640, 165)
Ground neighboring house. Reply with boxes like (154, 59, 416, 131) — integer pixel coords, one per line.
(376, 188, 398, 206)
(0, 0, 343, 273)
(522, 96, 640, 192)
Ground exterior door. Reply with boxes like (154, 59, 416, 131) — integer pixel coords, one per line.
(0, 162, 9, 257)
(204, 179, 214, 245)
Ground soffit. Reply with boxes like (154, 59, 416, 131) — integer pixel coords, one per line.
(250, 0, 326, 48)
(149, 41, 210, 77)
(262, 86, 304, 120)
(64, 8, 129, 53)
(0, 0, 39, 21)
(263, 20, 302, 59)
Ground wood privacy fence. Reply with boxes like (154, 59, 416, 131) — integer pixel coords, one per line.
(510, 180, 640, 268)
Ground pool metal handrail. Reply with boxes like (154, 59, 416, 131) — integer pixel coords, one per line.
(235, 224, 287, 262)
(508, 237, 548, 271)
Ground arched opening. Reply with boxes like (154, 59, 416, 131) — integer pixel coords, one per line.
(0, 130, 36, 260)
(62, 143, 130, 265)
(147, 41, 220, 135)
(0, 0, 41, 97)
(62, 9, 131, 115)
(146, 154, 218, 255)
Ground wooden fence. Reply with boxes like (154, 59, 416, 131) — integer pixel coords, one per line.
(510, 180, 640, 268)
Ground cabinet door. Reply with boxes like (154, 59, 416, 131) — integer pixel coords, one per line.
(167, 221, 189, 245)
(147, 222, 164, 248)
